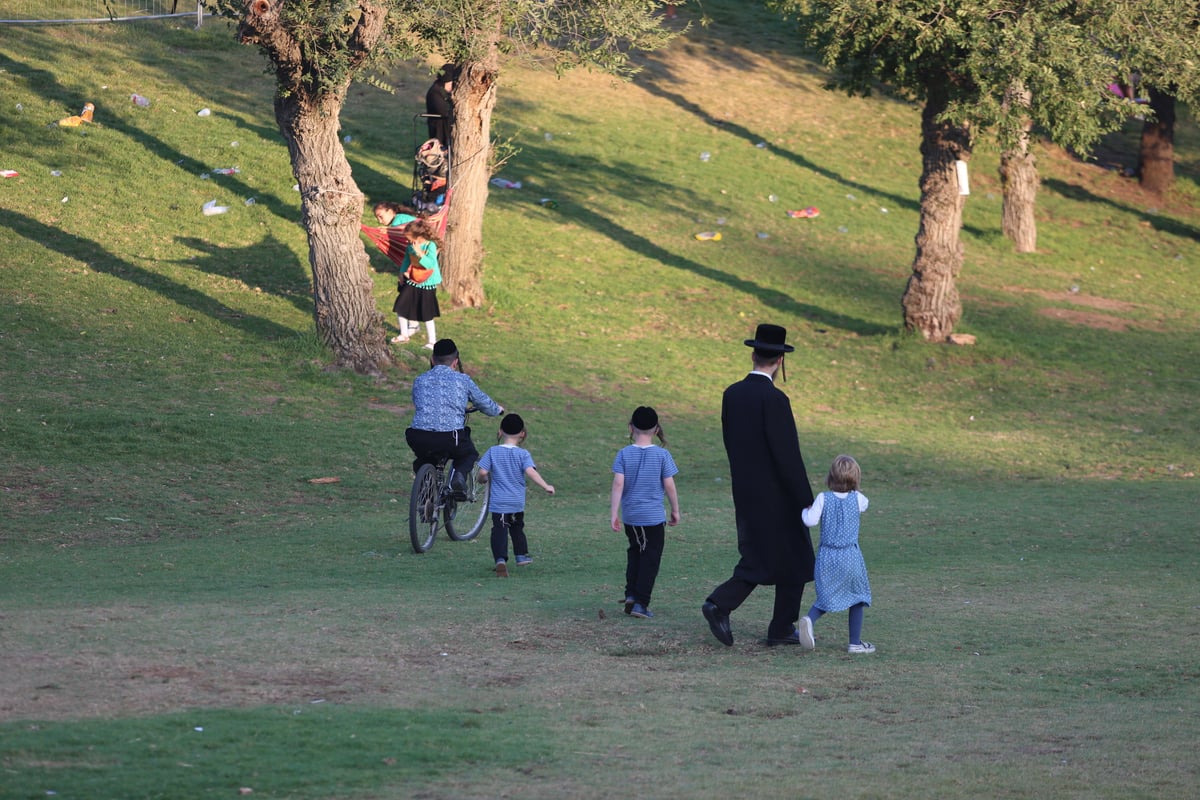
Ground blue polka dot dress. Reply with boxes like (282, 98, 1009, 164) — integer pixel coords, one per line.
(812, 491, 871, 612)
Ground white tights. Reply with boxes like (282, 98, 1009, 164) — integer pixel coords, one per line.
(396, 316, 437, 344)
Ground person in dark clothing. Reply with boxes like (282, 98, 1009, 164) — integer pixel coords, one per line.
(425, 63, 459, 147)
(702, 323, 816, 648)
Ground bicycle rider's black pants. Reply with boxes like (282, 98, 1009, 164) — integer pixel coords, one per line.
(405, 427, 478, 476)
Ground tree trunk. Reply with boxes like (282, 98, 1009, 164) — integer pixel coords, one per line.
(232, 0, 392, 374)
(443, 49, 501, 309)
(277, 91, 392, 374)
(1138, 86, 1176, 194)
(902, 88, 969, 340)
(1000, 83, 1038, 253)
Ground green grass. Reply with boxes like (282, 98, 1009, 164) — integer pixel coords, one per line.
(2, 2, 1199, 798)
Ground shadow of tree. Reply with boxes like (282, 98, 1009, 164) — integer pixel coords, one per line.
(488, 139, 894, 337)
(0, 207, 295, 340)
(171, 234, 313, 315)
(1044, 178, 1200, 242)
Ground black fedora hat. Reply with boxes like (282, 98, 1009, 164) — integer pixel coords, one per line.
(743, 323, 794, 353)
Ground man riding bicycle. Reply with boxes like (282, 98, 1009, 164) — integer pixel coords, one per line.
(405, 338, 504, 496)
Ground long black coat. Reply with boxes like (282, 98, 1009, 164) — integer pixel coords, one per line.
(721, 373, 816, 585)
(425, 82, 452, 146)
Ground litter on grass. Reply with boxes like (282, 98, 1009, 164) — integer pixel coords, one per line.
(202, 200, 229, 215)
(56, 102, 95, 127)
(694, 231, 722, 241)
(490, 178, 522, 189)
(787, 207, 820, 218)
(1, 170, 18, 178)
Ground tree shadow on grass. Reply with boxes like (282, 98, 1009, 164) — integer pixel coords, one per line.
(172, 234, 313, 316)
(631, 40, 989, 239)
(492, 143, 893, 337)
(0, 207, 295, 341)
(1043, 178, 1200, 242)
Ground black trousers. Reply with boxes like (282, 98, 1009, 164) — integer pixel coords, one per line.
(707, 574, 806, 641)
(624, 522, 665, 607)
(405, 427, 477, 476)
(490, 512, 528, 562)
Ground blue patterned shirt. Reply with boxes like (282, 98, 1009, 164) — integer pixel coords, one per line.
(478, 444, 536, 513)
(410, 365, 502, 432)
(612, 444, 679, 526)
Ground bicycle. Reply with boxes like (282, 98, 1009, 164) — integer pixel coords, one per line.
(408, 410, 491, 553)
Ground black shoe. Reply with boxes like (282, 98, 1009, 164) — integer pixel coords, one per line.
(702, 601, 733, 647)
(765, 628, 801, 647)
(448, 472, 468, 500)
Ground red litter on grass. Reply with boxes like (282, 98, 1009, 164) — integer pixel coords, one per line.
(787, 207, 820, 218)
(1, 170, 18, 178)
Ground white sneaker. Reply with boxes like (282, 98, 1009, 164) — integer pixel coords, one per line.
(847, 641, 876, 654)
(798, 616, 815, 650)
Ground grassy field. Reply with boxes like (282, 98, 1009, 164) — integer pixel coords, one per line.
(1, 1, 1198, 798)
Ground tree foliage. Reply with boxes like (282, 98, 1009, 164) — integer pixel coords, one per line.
(769, 0, 1144, 153)
(763, 1, 1171, 339)
(397, 0, 676, 75)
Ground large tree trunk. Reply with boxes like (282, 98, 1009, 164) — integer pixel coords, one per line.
(443, 47, 501, 309)
(1138, 86, 1176, 194)
(903, 89, 969, 341)
(277, 93, 391, 374)
(234, 0, 391, 374)
(1000, 83, 1038, 253)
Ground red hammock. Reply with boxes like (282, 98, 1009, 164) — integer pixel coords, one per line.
(359, 190, 452, 270)
(359, 224, 410, 270)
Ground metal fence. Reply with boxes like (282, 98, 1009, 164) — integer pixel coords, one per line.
(0, 1, 207, 25)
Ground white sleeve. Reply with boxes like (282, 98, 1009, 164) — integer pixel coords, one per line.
(802, 493, 825, 527)
(858, 492, 869, 512)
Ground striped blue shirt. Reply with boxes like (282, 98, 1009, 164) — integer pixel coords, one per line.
(478, 444, 536, 513)
(612, 444, 679, 525)
(410, 365, 502, 432)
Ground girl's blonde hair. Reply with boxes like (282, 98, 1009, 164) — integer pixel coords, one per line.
(826, 454, 861, 493)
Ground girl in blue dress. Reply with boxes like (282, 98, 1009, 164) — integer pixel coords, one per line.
(798, 455, 875, 654)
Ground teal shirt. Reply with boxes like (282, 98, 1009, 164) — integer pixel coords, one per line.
(405, 241, 442, 288)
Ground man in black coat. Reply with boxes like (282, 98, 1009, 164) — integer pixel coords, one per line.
(702, 324, 816, 647)
(425, 63, 459, 147)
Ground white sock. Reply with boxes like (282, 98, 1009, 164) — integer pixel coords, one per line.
(396, 316, 410, 334)
(425, 319, 437, 344)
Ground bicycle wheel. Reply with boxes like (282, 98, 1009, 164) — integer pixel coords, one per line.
(408, 463, 442, 553)
(445, 461, 490, 541)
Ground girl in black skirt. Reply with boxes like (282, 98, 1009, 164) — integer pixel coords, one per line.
(392, 219, 442, 349)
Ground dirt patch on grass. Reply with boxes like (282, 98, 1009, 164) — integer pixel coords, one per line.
(1002, 286, 1139, 313)
(998, 286, 1158, 331)
(1036, 307, 1130, 331)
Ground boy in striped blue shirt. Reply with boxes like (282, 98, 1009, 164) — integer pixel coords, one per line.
(610, 406, 681, 619)
(477, 414, 555, 577)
